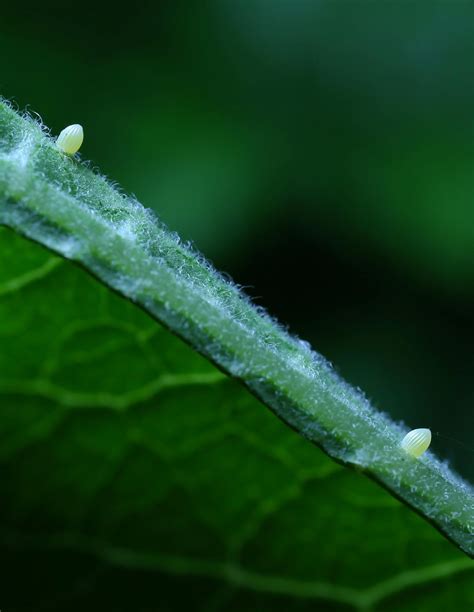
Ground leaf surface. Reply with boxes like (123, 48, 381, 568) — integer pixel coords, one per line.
(0, 229, 472, 611)
(0, 99, 473, 609)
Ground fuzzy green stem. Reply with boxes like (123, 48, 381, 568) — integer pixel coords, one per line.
(0, 99, 472, 556)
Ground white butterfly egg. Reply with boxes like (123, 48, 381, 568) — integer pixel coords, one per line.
(56, 124, 84, 155)
(401, 428, 432, 458)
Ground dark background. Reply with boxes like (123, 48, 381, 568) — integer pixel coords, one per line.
(2, 0, 473, 481)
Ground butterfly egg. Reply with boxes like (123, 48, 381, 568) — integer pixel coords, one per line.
(400, 428, 432, 458)
(56, 124, 84, 155)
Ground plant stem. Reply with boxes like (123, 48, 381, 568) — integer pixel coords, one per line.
(0, 99, 472, 556)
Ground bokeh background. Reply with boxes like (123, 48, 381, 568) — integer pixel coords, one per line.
(2, 0, 473, 482)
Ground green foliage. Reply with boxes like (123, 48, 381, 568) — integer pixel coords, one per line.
(0, 99, 472, 557)
(0, 228, 473, 611)
(1, 2, 473, 607)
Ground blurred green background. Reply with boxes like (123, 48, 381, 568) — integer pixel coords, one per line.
(1, 0, 473, 481)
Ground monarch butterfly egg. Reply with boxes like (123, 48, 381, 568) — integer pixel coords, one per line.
(56, 124, 84, 155)
(400, 428, 431, 458)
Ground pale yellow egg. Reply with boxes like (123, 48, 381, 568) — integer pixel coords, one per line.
(56, 124, 84, 155)
(401, 428, 432, 458)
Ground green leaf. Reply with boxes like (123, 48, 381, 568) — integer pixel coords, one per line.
(0, 100, 473, 609)
(0, 228, 473, 611)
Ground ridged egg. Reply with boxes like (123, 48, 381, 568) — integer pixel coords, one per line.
(401, 428, 432, 458)
(56, 124, 84, 155)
